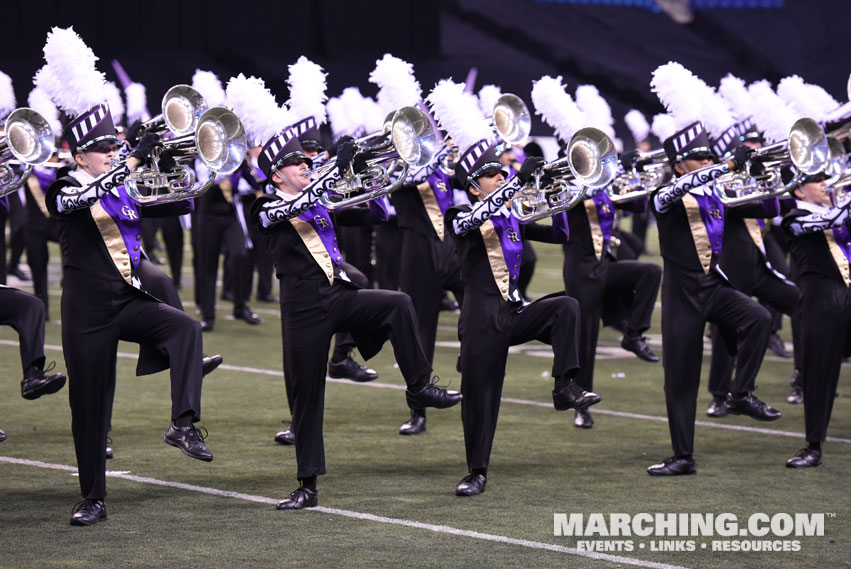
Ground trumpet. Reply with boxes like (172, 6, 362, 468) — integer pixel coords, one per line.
(0, 107, 56, 196)
(608, 148, 669, 203)
(125, 105, 247, 205)
(713, 118, 828, 206)
(511, 127, 618, 222)
(319, 105, 437, 210)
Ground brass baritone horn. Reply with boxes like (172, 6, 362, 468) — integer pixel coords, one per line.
(0, 107, 57, 196)
(511, 127, 619, 222)
(139, 84, 208, 138)
(125, 106, 247, 205)
(714, 118, 828, 206)
(608, 148, 669, 203)
(319, 105, 437, 210)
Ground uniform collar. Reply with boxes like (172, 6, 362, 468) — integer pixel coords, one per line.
(795, 199, 830, 214)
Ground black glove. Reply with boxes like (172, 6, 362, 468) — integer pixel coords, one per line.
(516, 156, 546, 186)
(328, 136, 354, 158)
(730, 145, 753, 171)
(749, 157, 767, 178)
(125, 120, 144, 147)
(128, 132, 161, 162)
(620, 149, 640, 171)
(335, 140, 357, 176)
(157, 148, 178, 173)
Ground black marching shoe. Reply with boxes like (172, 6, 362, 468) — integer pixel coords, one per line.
(0, 427, 6, 442)
(647, 456, 696, 476)
(440, 295, 459, 312)
(574, 408, 594, 429)
(786, 447, 822, 468)
(621, 335, 659, 362)
(256, 294, 278, 303)
(328, 356, 379, 383)
(455, 473, 487, 496)
(406, 377, 462, 410)
(201, 354, 223, 376)
(163, 424, 213, 461)
(787, 369, 803, 404)
(105, 437, 114, 460)
(9, 265, 30, 281)
(21, 363, 67, 400)
(275, 425, 295, 445)
(706, 397, 728, 418)
(201, 319, 215, 332)
(70, 499, 107, 526)
(726, 393, 781, 421)
(276, 487, 318, 510)
(767, 332, 789, 358)
(552, 381, 601, 411)
(234, 306, 262, 325)
(399, 410, 426, 435)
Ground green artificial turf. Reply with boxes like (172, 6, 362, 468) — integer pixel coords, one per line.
(0, 227, 848, 568)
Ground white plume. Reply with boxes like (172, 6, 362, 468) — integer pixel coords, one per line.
(427, 79, 492, 153)
(651, 113, 677, 142)
(125, 82, 149, 123)
(328, 87, 370, 139)
(749, 80, 800, 144)
(624, 109, 650, 143)
(777, 75, 826, 122)
(478, 84, 502, 119)
(226, 74, 290, 147)
(718, 74, 754, 121)
(192, 70, 226, 107)
(369, 54, 422, 116)
(0, 71, 14, 117)
(575, 84, 615, 138)
(699, 85, 736, 141)
(27, 86, 62, 135)
(361, 96, 385, 132)
(807, 83, 840, 116)
(650, 61, 704, 131)
(530, 75, 585, 144)
(103, 81, 124, 125)
(37, 26, 106, 116)
(286, 56, 327, 125)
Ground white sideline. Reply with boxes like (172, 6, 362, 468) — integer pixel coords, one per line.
(0, 455, 690, 569)
(1, 339, 848, 445)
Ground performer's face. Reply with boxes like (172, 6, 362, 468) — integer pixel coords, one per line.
(674, 155, 714, 176)
(470, 170, 505, 200)
(795, 178, 830, 207)
(272, 158, 310, 195)
(76, 143, 120, 176)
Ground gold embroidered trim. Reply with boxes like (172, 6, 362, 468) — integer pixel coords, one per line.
(824, 231, 850, 286)
(479, 219, 510, 301)
(27, 177, 50, 218)
(290, 217, 334, 285)
(416, 180, 445, 241)
(682, 194, 712, 274)
(584, 199, 604, 261)
(90, 201, 132, 284)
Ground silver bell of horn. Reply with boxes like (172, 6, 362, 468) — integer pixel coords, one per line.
(608, 148, 670, 203)
(0, 107, 57, 197)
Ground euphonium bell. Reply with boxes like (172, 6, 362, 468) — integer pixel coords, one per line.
(511, 127, 618, 222)
(319, 105, 437, 210)
(137, 84, 209, 139)
(714, 118, 828, 206)
(0, 107, 57, 197)
(125, 106, 247, 205)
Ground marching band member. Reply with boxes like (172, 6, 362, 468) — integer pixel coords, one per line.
(37, 27, 214, 525)
(430, 80, 598, 497)
(646, 63, 780, 477)
(230, 74, 461, 509)
(532, 76, 661, 429)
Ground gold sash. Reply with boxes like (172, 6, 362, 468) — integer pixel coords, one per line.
(479, 219, 510, 301)
(26, 177, 51, 218)
(416, 180, 446, 241)
(584, 199, 604, 261)
(290, 217, 334, 285)
(682, 194, 713, 274)
(824, 231, 851, 286)
(90, 201, 133, 284)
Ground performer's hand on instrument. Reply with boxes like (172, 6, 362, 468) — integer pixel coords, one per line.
(335, 140, 356, 176)
(749, 157, 767, 178)
(620, 149, 640, 170)
(157, 148, 178, 173)
(516, 156, 546, 185)
(129, 132, 161, 162)
(728, 145, 753, 172)
(125, 120, 144, 147)
(328, 136, 354, 158)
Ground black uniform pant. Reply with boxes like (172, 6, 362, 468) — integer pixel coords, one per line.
(375, 218, 402, 291)
(661, 268, 770, 458)
(25, 224, 58, 317)
(62, 268, 203, 500)
(399, 229, 465, 364)
(708, 270, 800, 398)
(338, 225, 374, 285)
(280, 278, 431, 478)
(799, 277, 849, 444)
(459, 291, 580, 471)
(7, 193, 26, 271)
(198, 213, 249, 321)
(0, 287, 47, 373)
(566, 259, 661, 391)
(160, 216, 184, 289)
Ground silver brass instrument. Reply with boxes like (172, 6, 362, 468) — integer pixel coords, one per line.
(714, 118, 828, 206)
(319, 105, 437, 210)
(0, 107, 57, 197)
(125, 106, 247, 204)
(826, 136, 851, 205)
(608, 148, 669, 203)
(139, 84, 208, 138)
(511, 127, 619, 222)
